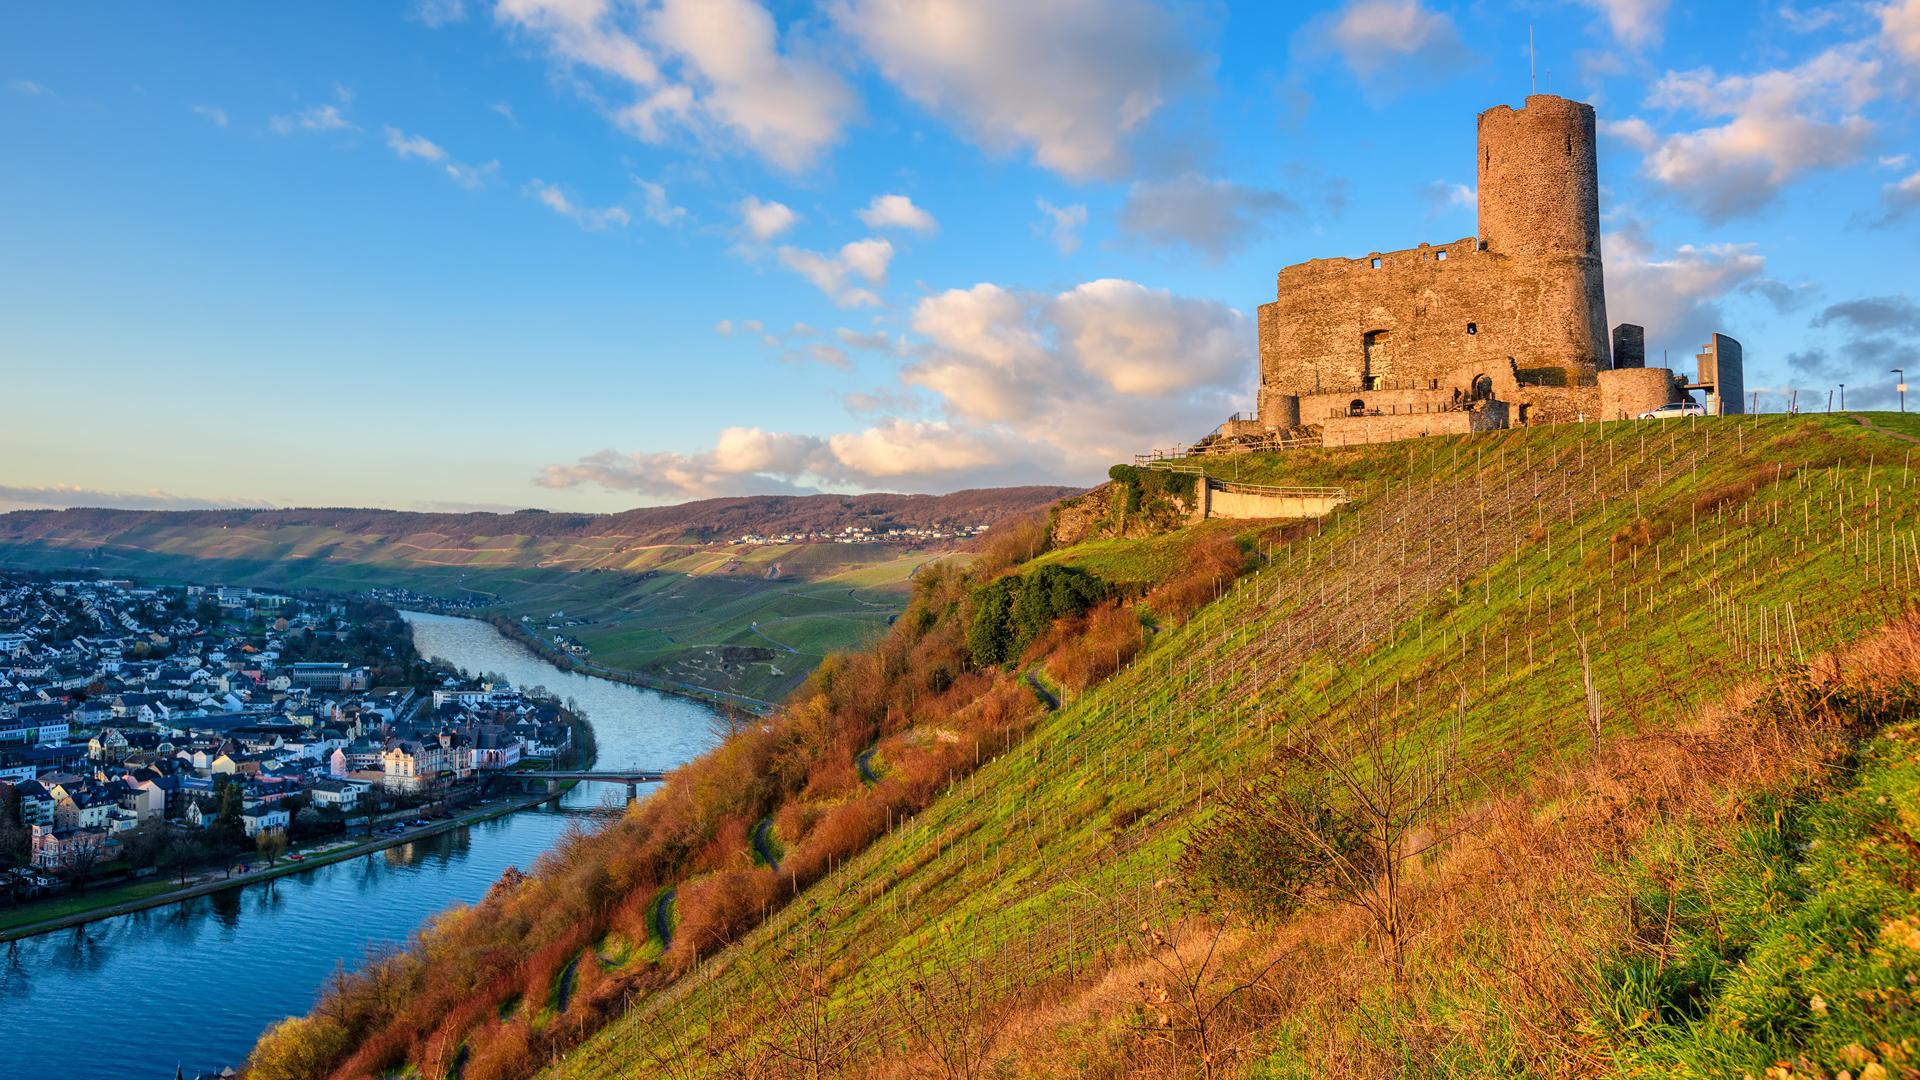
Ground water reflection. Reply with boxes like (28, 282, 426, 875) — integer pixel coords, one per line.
(0, 612, 718, 1077)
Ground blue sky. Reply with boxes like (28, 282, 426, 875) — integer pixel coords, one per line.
(2, 0, 1917, 513)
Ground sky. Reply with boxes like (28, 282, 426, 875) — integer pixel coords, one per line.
(2, 0, 1918, 514)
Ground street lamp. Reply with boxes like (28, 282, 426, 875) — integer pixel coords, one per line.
(1895, 369, 1908, 414)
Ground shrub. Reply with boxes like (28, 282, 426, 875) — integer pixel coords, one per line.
(968, 564, 1112, 668)
(1145, 533, 1252, 621)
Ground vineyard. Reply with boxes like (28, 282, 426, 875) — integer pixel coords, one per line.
(550, 414, 1920, 1077)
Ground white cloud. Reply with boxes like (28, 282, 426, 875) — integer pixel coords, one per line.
(1603, 216, 1767, 356)
(738, 195, 798, 241)
(0, 484, 275, 513)
(1035, 199, 1088, 255)
(715, 319, 734, 335)
(413, 0, 467, 26)
(384, 126, 497, 188)
(1303, 0, 1473, 90)
(8, 79, 46, 96)
(1422, 180, 1476, 215)
(492, 100, 518, 124)
(1575, 0, 1670, 49)
(384, 126, 448, 161)
(856, 193, 937, 233)
(496, 0, 854, 171)
(1117, 173, 1295, 260)
(192, 104, 229, 127)
(776, 237, 893, 307)
(1882, 168, 1920, 221)
(538, 274, 1251, 496)
(831, 0, 1205, 179)
(635, 178, 686, 225)
(1049, 279, 1251, 396)
(525, 179, 631, 229)
(270, 102, 359, 136)
(1607, 44, 1880, 220)
(1886, 0, 1920, 65)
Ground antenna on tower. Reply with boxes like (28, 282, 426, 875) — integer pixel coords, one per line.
(1529, 24, 1537, 95)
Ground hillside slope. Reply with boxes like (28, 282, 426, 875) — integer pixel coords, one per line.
(0, 487, 1073, 703)
(540, 413, 1920, 1077)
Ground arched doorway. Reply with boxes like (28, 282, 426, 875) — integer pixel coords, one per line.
(1348, 399, 1367, 417)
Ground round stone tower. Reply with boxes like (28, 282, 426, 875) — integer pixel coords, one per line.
(1476, 95, 1612, 375)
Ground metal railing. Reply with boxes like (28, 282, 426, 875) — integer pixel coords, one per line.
(1133, 430, 1322, 465)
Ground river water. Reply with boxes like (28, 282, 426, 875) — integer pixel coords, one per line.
(0, 611, 719, 1078)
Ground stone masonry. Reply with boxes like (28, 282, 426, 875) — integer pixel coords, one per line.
(1236, 94, 1746, 444)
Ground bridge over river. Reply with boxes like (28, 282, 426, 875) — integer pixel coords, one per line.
(515, 769, 672, 804)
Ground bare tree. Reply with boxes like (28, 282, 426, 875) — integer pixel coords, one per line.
(1130, 901, 1291, 1080)
(879, 948, 1006, 1079)
(1276, 697, 1474, 981)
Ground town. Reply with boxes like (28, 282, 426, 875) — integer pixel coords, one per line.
(0, 573, 586, 906)
(731, 522, 991, 546)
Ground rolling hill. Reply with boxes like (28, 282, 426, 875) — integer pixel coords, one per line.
(0, 487, 1076, 704)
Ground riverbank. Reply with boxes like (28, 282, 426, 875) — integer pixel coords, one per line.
(0, 785, 578, 943)
(478, 611, 778, 716)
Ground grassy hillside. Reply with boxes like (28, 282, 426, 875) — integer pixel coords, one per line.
(531, 413, 1920, 1077)
(0, 488, 1070, 702)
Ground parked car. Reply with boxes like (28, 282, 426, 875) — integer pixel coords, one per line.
(1638, 401, 1706, 419)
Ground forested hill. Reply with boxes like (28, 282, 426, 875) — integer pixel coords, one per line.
(0, 487, 1078, 548)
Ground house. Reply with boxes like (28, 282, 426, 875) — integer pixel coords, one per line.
(55, 786, 118, 830)
(308, 778, 364, 813)
(239, 803, 289, 837)
(380, 740, 445, 794)
(9, 779, 55, 825)
(31, 824, 120, 870)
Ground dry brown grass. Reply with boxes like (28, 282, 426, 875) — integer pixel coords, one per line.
(959, 610, 1920, 1078)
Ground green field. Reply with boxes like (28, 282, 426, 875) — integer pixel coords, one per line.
(0, 530, 950, 703)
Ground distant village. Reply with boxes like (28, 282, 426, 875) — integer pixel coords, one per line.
(0, 574, 581, 902)
(731, 522, 991, 546)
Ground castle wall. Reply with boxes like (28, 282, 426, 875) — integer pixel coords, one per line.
(1321, 402, 1507, 448)
(1254, 95, 1612, 423)
(1597, 367, 1676, 420)
(1258, 237, 1603, 402)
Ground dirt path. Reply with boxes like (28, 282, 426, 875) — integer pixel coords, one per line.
(1024, 671, 1061, 711)
(1850, 414, 1920, 444)
(751, 817, 781, 870)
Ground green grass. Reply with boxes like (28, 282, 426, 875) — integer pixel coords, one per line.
(546, 414, 1920, 1076)
(1591, 716, 1920, 1077)
(0, 879, 180, 933)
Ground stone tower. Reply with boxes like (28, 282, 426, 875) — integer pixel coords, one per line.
(1476, 95, 1611, 375)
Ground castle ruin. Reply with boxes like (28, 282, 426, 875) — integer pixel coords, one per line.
(1228, 94, 1743, 448)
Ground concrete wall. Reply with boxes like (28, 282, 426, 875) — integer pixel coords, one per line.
(1200, 484, 1348, 521)
(1699, 334, 1745, 415)
(1612, 323, 1646, 368)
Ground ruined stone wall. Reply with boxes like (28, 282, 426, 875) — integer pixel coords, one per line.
(1255, 95, 1611, 421)
(1321, 403, 1506, 448)
(1512, 386, 1602, 424)
(1258, 237, 1602, 401)
(1597, 367, 1677, 420)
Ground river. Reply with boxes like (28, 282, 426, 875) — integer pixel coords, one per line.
(0, 611, 720, 1078)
